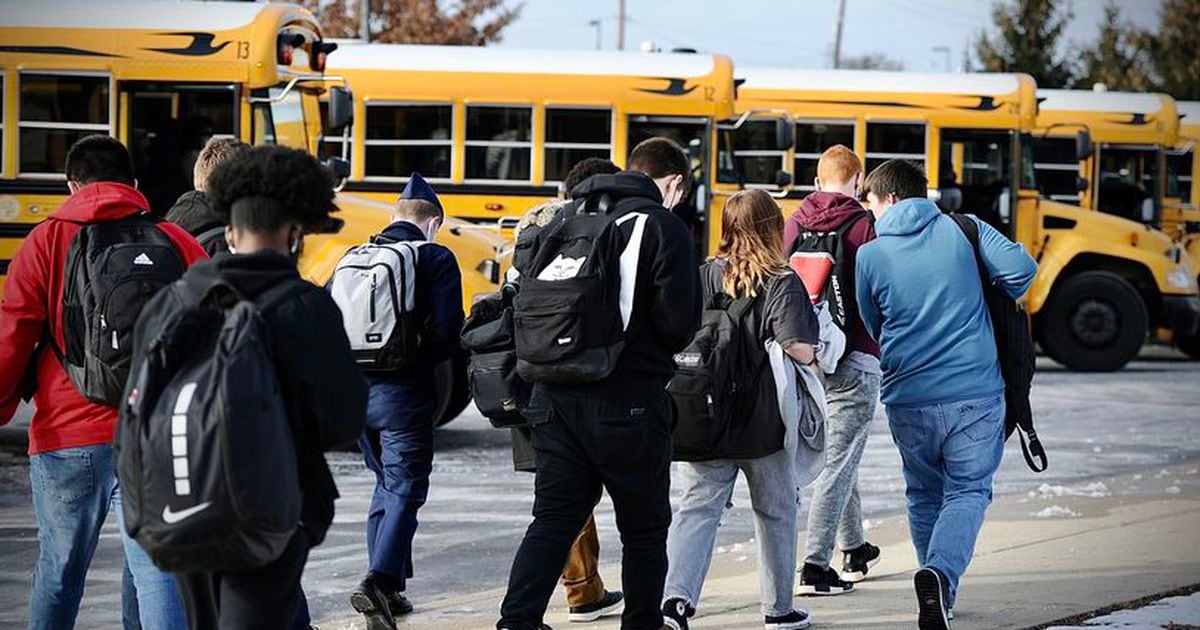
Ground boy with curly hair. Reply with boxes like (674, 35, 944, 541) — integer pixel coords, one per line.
(124, 146, 368, 629)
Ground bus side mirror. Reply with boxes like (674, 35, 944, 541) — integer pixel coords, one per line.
(775, 119, 795, 151)
(775, 169, 793, 188)
(1075, 130, 1093, 160)
(1076, 176, 1090, 192)
(327, 86, 354, 133)
(325, 156, 350, 191)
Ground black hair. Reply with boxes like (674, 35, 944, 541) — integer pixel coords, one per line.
(864, 159, 928, 202)
(207, 146, 337, 232)
(65, 135, 135, 186)
(563, 157, 620, 198)
(628, 137, 691, 189)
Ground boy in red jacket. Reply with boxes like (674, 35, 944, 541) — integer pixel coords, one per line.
(784, 145, 884, 596)
(0, 135, 206, 629)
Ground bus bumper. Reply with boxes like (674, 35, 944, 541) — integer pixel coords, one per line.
(1164, 295, 1200, 340)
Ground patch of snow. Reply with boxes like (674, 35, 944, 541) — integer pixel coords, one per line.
(1046, 591, 1200, 628)
(1132, 474, 1143, 481)
(1034, 482, 1110, 498)
(1165, 486, 1182, 495)
(1092, 446, 1103, 453)
(1032, 505, 1080, 519)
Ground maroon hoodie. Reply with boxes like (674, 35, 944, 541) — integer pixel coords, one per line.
(783, 191, 880, 360)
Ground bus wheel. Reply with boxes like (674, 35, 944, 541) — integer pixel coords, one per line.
(434, 350, 472, 427)
(1040, 272, 1148, 372)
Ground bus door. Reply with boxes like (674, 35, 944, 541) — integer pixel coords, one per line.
(628, 115, 710, 254)
(938, 129, 1021, 236)
(1095, 144, 1160, 224)
(119, 82, 238, 216)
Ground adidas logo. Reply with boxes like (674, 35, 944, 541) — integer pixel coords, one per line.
(133, 253, 154, 266)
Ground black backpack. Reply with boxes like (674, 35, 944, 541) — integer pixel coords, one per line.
(950, 214, 1047, 473)
(57, 215, 187, 405)
(195, 225, 230, 257)
(512, 194, 647, 383)
(116, 278, 304, 572)
(786, 213, 869, 356)
(668, 287, 778, 462)
(460, 284, 531, 428)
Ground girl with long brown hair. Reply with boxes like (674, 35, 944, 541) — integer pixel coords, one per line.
(662, 189, 819, 630)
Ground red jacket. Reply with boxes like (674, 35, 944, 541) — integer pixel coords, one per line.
(783, 191, 880, 360)
(0, 182, 207, 454)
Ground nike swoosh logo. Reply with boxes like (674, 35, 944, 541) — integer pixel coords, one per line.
(162, 502, 211, 524)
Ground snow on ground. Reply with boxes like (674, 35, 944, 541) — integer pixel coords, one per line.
(1047, 591, 1200, 628)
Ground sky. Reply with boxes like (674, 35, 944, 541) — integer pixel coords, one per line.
(493, 0, 1161, 73)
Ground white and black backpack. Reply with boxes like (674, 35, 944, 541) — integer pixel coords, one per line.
(117, 279, 303, 572)
(328, 236, 427, 371)
(57, 215, 187, 405)
(511, 194, 648, 383)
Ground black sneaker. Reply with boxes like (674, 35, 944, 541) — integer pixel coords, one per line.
(385, 591, 413, 617)
(842, 542, 881, 583)
(797, 563, 854, 596)
(914, 567, 952, 630)
(350, 575, 397, 630)
(568, 590, 623, 622)
(764, 608, 812, 629)
(661, 597, 693, 630)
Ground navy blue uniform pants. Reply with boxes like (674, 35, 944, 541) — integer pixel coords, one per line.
(359, 381, 436, 590)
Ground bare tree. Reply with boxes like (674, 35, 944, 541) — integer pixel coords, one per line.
(300, 0, 522, 45)
(840, 52, 905, 71)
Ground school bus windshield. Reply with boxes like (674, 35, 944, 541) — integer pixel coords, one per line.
(252, 85, 312, 151)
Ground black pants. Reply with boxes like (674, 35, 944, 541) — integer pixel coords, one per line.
(498, 381, 674, 630)
(176, 531, 310, 630)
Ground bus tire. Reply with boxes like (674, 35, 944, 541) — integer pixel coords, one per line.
(434, 350, 472, 427)
(1040, 271, 1147, 372)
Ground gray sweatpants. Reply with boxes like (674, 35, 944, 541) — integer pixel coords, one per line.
(802, 362, 881, 568)
(664, 448, 799, 616)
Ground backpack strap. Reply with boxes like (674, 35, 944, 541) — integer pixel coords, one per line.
(949, 213, 1046, 473)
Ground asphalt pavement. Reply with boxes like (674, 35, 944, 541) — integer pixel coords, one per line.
(0, 350, 1197, 629)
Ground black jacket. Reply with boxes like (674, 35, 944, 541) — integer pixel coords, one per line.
(165, 190, 228, 256)
(569, 172, 701, 385)
(128, 251, 367, 545)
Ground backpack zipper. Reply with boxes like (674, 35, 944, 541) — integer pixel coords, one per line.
(369, 273, 377, 323)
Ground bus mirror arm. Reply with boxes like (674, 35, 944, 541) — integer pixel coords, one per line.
(248, 74, 349, 104)
(1074, 130, 1093, 160)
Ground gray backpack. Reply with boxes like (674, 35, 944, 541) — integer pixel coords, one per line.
(328, 237, 426, 371)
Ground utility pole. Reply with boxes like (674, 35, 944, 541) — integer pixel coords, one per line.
(360, 0, 370, 43)
(830, 0, 846, 69)
(589, 19, 603, 50)
(617, 0, 626, 51)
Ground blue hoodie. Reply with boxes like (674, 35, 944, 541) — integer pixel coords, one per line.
(855, 198, 1037, 407)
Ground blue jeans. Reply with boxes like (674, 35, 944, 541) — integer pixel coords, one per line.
(885, 393, 1005, 607)
(359, 381, 436, 588)
(28, 444, 186, 630)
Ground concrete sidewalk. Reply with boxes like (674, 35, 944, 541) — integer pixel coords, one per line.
(320, 459, 1200, 630)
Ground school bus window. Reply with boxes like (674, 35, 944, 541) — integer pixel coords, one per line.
(1032, 137, 1079, 202)
(465, 106, 532, 182)
(795, 121, 855, 191)
(544, 108, 611, 183)
(728, 120, 785, 187)
(938, 129, 1015, 227)
(1097, 146, 1158, 222)
(1167, 149, 1192, 202)
(18, 73, 110, 176)
(865, 122, 924, 175)
(364, 103, 452, 180)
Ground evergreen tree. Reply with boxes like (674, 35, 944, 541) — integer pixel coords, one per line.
(1074, 2, 1154, 91)
(974, 0, 1076, 87)
(1133, 0, 1200, 99)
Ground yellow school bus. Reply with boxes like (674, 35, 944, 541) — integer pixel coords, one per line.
(0, 2, 505, 421)
(1036, 89, 1200, 358)
(322, 42, 792, 256)
(733, 68, 1199, 371)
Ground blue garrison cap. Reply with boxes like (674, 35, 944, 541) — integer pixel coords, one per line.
(400, 172, 443, 212)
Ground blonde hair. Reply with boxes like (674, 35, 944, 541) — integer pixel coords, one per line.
(193, 137, 248, 191)
(714, 189, 789, 297)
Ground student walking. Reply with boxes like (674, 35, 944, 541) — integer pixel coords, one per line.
(0, 135, 204, 630)
(165, 136, 249, 256)
(508, 157, 626, 624)
(122, 145, 368, 629)
(662, 189, 818, 630)
(784, 145, 882, 595)
(497, 137, 701, 630)
(854, 160, 1037, 629)
(333, 173, 464, 630)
